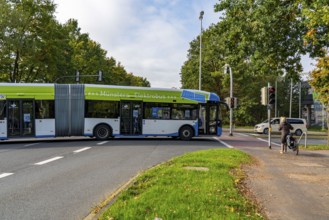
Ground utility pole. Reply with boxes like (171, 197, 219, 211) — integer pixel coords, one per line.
(198, 11, 204, 90)
(224, 64, 234, 136)
(268, 82, 272, 149)
(290, 78, 293, 118)
(275, 79, 278, 117)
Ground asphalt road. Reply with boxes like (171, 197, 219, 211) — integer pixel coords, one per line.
(0, 137, 225, 220)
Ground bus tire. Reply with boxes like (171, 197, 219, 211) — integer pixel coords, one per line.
(94, 124, 112, 140)
(179, 126, 194, 141)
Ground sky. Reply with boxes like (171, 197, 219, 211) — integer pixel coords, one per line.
(54, 0, 314, 88)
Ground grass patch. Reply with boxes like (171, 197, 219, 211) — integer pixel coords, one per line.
(300, 144, 329, 150)
(307, 125, 328, 132)
(99, 149, 264, 220)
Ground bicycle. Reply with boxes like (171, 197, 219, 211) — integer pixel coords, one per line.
(284, 133, 299, 155)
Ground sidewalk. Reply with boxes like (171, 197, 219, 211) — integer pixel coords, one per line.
(222, 132, 329, 220)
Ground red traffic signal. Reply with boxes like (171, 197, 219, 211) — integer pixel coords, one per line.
(268, 86, 275, 104)
(230, 97, 234, 108)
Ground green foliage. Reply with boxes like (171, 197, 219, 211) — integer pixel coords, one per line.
(309, 55, 329, 144)
(300, 144, 329, 150)
(180, 0, 329, 125)
(301, 0, 329, 57)
(309, 56, 329, 106)
(99, 149, 263, 220)
(0, 0, 149, 87)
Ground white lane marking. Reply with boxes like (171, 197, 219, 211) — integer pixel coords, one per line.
(97, 141, 108, 145)
(0, 173, 14, 179)
(34, 156, 63, 165)
(213, 137, 234, 149)
(24, 143, 39, 147)
(257, 138, 281, 146)
(236, 133, 249, 137)
(74, 147, 91, 153)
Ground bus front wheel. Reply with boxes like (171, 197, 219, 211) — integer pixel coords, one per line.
(179, 126, 194, 141)
(94, 124, 112, 140)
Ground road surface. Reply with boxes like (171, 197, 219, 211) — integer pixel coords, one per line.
(0, 137, 224, 220)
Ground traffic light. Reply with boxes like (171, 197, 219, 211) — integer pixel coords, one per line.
(230, 97, 234, 108)
(261, 87, 268, 105)
(225, 97, 237, 109)
(268, 86, 275, 105)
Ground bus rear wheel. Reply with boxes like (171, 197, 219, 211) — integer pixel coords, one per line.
(179, 126, 194, 141)
(94, 124, 111, 140)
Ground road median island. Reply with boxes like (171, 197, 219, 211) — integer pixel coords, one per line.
(94, 148, 265, 220)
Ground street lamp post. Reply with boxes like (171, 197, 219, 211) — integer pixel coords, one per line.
(199, 10, 204, 90)
(224, 64, 234, 136)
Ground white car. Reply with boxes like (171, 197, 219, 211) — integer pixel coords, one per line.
(254, 118, 307, 136)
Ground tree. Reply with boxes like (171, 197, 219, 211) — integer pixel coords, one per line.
(0, 0, 58, 82)
(0, 1, 150, 87)
(309, 56, 329, 144)
(301, 0, 329, 57)
(181, 0, 310, 125)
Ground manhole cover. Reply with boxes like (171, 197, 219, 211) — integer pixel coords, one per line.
(183, 166, 209, 171)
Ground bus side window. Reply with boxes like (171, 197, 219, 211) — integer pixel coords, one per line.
(35, 100, 55, 119)
(144, 104, 171, 119)
(85, 101, 119, 118)
(172, 104, 197, 120)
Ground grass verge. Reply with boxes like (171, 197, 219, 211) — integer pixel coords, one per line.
(300, 144, 329, 150)
(99, 149, 264, 220)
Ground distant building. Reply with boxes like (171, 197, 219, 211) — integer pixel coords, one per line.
(313, 99, 327, 129)
(302, 81, 327, 128)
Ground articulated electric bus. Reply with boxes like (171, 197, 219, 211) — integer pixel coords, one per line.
(0, 83, 226, 140)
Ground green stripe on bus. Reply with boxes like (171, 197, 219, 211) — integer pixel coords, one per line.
(0, 85, 54, 100)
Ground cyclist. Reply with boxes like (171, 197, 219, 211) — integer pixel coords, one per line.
(279, 117, 293, 154)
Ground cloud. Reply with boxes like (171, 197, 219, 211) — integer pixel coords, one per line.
(54, 0, 220, 88)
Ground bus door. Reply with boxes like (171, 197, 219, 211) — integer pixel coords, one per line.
(199, 103, 221, 135)
(0, 100, 6, 139)
(7, 99, 35, 137)
(120, 101, 143, 135)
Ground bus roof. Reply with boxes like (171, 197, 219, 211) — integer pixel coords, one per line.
(0, 83, 220, 103)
